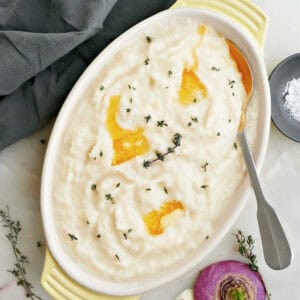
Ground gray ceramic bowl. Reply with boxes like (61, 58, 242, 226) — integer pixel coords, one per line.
(269, 53, 300, 142)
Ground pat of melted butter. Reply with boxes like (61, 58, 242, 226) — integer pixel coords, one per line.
(178, 25, 207, 105)
(143, 201, 184, 235)
(106, 95, 149, 165)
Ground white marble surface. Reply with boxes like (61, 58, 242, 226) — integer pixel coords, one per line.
(0, 1, 300, 299)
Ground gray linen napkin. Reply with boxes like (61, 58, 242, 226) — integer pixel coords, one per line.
(0, 0, 175, 150)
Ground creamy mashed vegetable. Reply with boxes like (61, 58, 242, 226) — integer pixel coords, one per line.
(52, 18, 258, 281)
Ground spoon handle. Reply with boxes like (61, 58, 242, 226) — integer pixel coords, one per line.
(238, 130, 292, 270)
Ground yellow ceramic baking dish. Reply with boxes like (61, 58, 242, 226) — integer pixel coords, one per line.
(41, 0, 269, 299)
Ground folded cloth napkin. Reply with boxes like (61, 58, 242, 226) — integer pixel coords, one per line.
(0, 0, 175, 150)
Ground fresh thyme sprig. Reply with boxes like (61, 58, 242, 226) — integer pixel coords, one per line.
(143, 133, 182, 168)
(235, 230, 259, 272)
(0, 206, 41, 299)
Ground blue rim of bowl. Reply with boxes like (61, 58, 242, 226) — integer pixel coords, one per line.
(269, 53, 300, 143)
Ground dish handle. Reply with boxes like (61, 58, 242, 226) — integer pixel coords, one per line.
(172, 0, 268, 48)
(41, 248, 140, 300)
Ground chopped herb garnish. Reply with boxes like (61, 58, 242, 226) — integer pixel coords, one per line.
(100, 150, 103, 157)
(228, 118, 232, 123)
(234, 142, 238, 150)
(128, 84, 136, 90)
(168, 70, 173, 77)
(228, 79, 236, 88)
(100, 85, 105, 91)
(211, 66, 220, 72)
(91, 184, 97, 191)
(37, 241, 41, 248)
(187, 122, 192, 127)
(86, 220, 90, 225)
(144, 57, 150, 65)
(116, 182, 120, 188)
(129, 98, 133, 103)
(144, 115, 152, 123)
(123, 228, 133, 239)
(191, 116, 198, 123)
(165, 86, 169, 89)
(105, 193, 115, 204)
(145, 188, 151, 191)
(68, 233, 78, 241)
(206, 235, 210, 240)
(163, 187, 168, 194)
(115, 254, 120, 261)
(201, 162, 209, 172)
(128, 229, 133, 233)
(146, 36, 152, 43)
(217, 132, 221, 136)
(232, 92, 235, 96)
(143, 133, 182, 168)
(193, 98, 198, 103)
(97, 234, 101, 239)
(201, 185, 209, 189)
(156, 120, 168, 127)
(126, 108, 131, 113)
(123, 233, 128, 240)
(93, 157, 96, 160)
(40, 139, 46, 144)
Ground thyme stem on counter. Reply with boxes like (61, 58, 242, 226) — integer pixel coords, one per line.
(234, 230, 259, 272)
(0, 206, 41, 299)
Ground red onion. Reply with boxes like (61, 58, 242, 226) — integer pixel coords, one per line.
(194, 260, 266, 300)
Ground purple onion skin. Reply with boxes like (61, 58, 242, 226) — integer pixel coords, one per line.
(194, 260, 266, 300)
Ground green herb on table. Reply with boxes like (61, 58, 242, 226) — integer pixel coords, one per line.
(156, 120, 168, 127)
(40, 139, 46, 145)
(128, 84, 136, 90)
(146, 36, 152, 43)
(100, 85, 105, 91)
(0, 206, 42, 300)
(168, 70, 173, 77)
(163, 187, 168, 194)
(105, 193, 115, 204)
(144, 57, 150, 65)
(234, 142, 238, 150)
(234, 230, 259, 272)
(201, 185, 209, 189)
(91, 183, 97, 191)
(144, 115, 152, 123)
(201, 162, 209, 172)
(116, 182, 121, 188)
(211, 66, 220, 72)
(68, 233, 78, 241)
(143, 133, 182, 168)
(228, 79, 236, 88)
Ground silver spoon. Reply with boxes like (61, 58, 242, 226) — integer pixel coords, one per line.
(227, 40, 292, 270)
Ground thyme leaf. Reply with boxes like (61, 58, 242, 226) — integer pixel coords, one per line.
(201, 162, 209, 172)
(143, 133, 182, 168)
(0, 207, 42, 299)
(144, 115, 152, 123)
(156, 120, 168, 127)
(234, 230, 259, 272)
(68, 233, 78, 241)
(146, 36, 152, 43)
